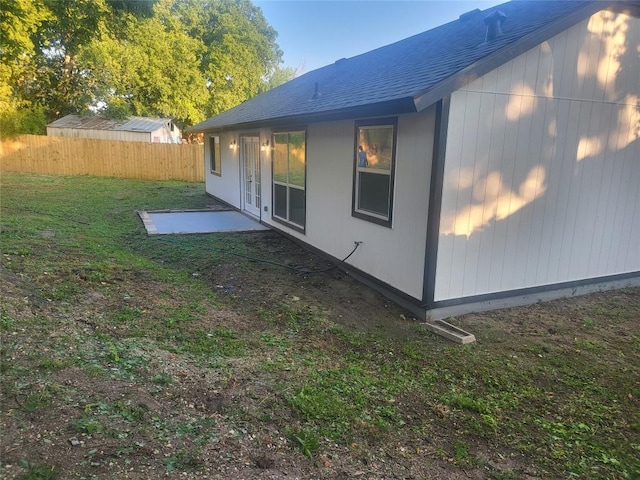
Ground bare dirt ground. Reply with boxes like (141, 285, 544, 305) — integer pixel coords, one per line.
(1, 183, 638, 479)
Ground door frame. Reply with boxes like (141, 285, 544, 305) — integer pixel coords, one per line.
(240, 135, 261, 218)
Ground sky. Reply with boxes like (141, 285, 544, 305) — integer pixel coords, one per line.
(255, 0, 506, 74)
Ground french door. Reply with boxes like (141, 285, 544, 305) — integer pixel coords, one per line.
(241, 136, 261, 217)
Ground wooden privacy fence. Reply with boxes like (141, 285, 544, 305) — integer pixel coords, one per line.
(0, 135, 204, 182)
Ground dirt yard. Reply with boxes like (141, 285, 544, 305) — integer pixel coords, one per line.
(1, 173, 638, 479)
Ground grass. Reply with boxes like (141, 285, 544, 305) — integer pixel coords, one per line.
(1, 172, 639, 479)
(16, 461, 60, 480)
(290, 429, 320, 458)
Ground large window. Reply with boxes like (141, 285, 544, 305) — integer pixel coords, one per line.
(353, 118, 397, 226)
(209, 136, 221, 175)
(272, 130, 306, 230)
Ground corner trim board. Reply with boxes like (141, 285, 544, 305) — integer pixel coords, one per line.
(422, 97, 450, 306)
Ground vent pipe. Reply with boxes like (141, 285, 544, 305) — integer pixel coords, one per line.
(484, 11, 507, 41)
(312, 82, 321, 99)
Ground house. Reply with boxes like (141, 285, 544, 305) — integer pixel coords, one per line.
(47, 115, 182, 143)
(189, 0, 640, 319)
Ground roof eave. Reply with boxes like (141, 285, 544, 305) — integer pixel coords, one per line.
(413, 0, 615, 112)
(187, 97, 418, 133)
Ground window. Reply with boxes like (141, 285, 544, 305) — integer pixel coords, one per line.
(352, 118, 397, 226)
(209, 136, 221, 175)
(272, 130, 306, 230)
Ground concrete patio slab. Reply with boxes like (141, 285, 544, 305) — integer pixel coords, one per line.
(138, 210, 269, 235)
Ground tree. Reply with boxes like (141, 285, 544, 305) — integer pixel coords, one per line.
(1, 0, 287, 133)
(30, 0, 112, 119)
(82, 10, 209, 126)
(259, 66, 298, 94)
(0, 0, 50, 135)
(170, 0, 284, 116)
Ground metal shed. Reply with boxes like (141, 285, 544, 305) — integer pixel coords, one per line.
(47, 115, 182, 143)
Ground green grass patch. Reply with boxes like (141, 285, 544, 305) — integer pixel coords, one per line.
(17, 461, 60, 480)
(21, 391, 52, 414)
(289, 429, 320, 458)
(0, 308, 16, 331)
(84, 400, 148, 423)
(1, 173, 638, 479)
(70, 416, 105, 435)
(289, 361, 404, 440)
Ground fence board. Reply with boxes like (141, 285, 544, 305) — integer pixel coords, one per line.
(0, 135, 204, 182)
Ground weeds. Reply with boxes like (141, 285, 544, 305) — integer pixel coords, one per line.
(150, 372, 172, 385)
(290, 429, 320, 458)
(1, 173, 638, 479)
(289, 362, 403, 439)
(163, 448, 203, 472)
(17, 461, 60, 480)
(113, 306, 142, 323)
(18, 388, 53, 414)
(175, 327, 246, 358)
(70, 416, 104, 435)
(84, 400, 147, 423)
(452, 439, 472, 464)
(0, 309, 16, 330)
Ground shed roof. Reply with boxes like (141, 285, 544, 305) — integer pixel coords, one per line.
(191, 0, 637, 132)
(48, 115, 173, 133)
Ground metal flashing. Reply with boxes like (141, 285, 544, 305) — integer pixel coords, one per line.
(430, 271, 640, 309)
(426, 273, 640, 320)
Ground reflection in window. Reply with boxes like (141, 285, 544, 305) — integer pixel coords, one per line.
(353, 119, 397, 226)
(209, 136, 221, 175)
(273, 130, 306, 229)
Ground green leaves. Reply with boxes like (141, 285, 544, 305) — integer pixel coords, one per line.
(2, 0, 287, 132)
(0, 0, 52, 134)
(83, 7, 209, 126)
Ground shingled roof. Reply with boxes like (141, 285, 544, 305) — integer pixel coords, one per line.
(191, 0, 631, 132)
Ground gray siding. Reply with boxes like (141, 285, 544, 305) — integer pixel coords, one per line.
(205, 132, 246, 208)
(206, 108, 436, 299)
(295, 111, 434, 299)
(435, 10, 640, 301)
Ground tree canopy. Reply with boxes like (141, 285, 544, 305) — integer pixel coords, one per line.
(0, 0, 296, 135)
